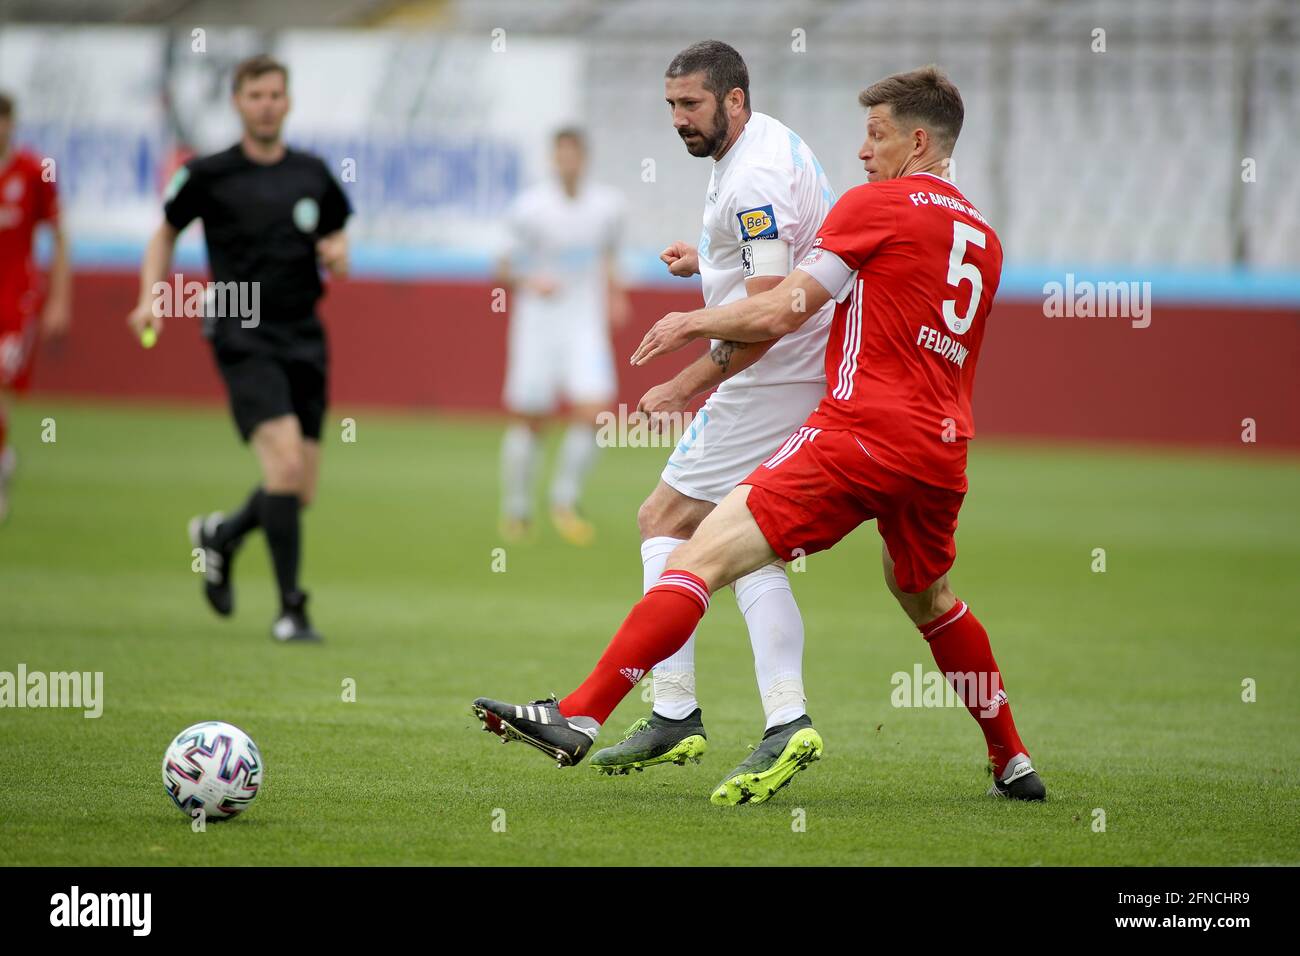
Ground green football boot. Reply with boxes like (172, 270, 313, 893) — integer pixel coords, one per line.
(589, 708, 708, 775)
(710, 714, 823, 806)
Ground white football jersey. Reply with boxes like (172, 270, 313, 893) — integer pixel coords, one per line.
(503, 178, 624, 329)
(698, 111, 836, 390)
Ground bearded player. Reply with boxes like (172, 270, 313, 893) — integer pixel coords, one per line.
(474, 66, 1046, 804)
(0, 92, 72, 524)
(582, 41, 837, 806)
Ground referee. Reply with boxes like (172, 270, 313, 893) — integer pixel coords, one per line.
(127, 54, 351, 642)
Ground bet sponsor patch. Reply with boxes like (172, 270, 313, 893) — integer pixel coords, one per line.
(736, 204, 778, 241)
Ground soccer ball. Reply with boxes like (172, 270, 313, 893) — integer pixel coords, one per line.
(162, 720, 263, 821)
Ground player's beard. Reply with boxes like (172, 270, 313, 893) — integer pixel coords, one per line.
(679, 109, 729, 159)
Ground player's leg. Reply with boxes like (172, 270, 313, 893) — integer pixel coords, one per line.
(299, 438, 321, 508)
(607, 386, 818, 765)
(703, 557, 817, 804)
(549, 328, 615, 545)
(500, 413, 545, 540)
(0, 308, 39, 524)
(880, 532, 1045, 801)
(472, 427, 867, 777)
(189, 481, 264, 617)
(0, 386, 13, 524)
(500, 314, 553, 541)
(548, 400, 604, 546)
(721, 387, 826, 737)
(588, 480, 713, 772)
(637, 480, 712, 716)
(632, 386, 820, 798)
(474, 485, 779, 765)
(250, 413, 319, 642)
(591, 382, 815, 773)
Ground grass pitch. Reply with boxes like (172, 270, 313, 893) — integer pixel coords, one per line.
(1, 399, 1297, 865)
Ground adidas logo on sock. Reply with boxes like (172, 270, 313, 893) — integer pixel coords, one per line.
(619, 667, 645, 685)
(981, 688, 1009, 717)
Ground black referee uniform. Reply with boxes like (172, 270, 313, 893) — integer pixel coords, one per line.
(171, 143, 350, 641)
(164, 144, 351, 440)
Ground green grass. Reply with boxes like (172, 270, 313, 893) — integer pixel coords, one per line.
(1, 398, 1298, 865)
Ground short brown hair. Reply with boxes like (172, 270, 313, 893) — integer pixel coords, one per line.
(0, 92, 13, 118)
(666, 40, 750, 112)
(232, 54, 288, 94)
(858, 65, 963, 152)
(553, 126, 586, 149)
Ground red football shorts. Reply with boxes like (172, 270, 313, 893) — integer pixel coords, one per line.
(0, 290, 40, 393)
(742, 426, 965, 594)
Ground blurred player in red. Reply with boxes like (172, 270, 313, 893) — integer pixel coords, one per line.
(474, 66, 1046, 802)
(0, 92, 71, 524)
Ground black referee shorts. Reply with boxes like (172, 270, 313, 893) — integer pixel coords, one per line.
(211, 317, 328, 443)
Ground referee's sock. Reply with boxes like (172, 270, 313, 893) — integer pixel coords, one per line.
(259, 492, 302, 609)
(216, 486, 264, 550)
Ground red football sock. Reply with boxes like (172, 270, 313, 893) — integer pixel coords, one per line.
(559, 570, 709, 724)
(920, 600, 1028, 777)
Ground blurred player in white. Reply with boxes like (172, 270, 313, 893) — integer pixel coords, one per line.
(496, 128, 629, 545)
(587, 41, 838, 804)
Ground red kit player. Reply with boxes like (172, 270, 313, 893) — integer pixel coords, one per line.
(0, 92, 71, 524)
(473, 66, 1046, 803)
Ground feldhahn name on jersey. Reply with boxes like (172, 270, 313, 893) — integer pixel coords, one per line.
(916, 324, 970, 367)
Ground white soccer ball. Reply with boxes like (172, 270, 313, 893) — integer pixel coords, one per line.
(162, 720, 263, 821)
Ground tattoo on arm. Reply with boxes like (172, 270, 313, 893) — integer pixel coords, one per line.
(710, 340, 747, 373)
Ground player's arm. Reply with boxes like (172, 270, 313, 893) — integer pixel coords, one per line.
(659, 240, 699, 277)
(632, 271, 829, 366)
(129, 161, 204, 338)
(126, 221, 179, 337)
(605, 250, 631, 329)
(316, 229, 348, 278)
(39, 220, 71, 339)
(635, 184, 884, 366)
(647, 274, 783, 395)
(316, 166, 352, 279)
(635, 274, 782, 424)
(647, 174, 803, 372)
(603, 196, 631, 328)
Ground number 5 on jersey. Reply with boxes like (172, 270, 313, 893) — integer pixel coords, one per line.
(942, 221, 987, 336)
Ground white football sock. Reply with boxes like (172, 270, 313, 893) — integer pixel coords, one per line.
(500, 424, 539, 520)
(733, 562, 807, 729)
(644, 535, 698, 719)
(550, 423, 599, 510)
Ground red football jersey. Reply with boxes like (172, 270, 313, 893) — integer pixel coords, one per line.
(0, 149, 59, 313)
(801, 172, 1002, 491)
